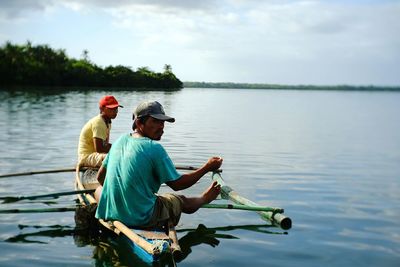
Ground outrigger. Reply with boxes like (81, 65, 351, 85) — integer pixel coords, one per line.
(0, 165, 292, 262)
(74, 166, 292, 263)
(212, 172, 292, 230)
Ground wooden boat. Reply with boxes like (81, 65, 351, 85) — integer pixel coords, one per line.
(74, 164, 292, 262)
(74, 166, 181, 263)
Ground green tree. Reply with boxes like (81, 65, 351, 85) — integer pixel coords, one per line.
(0, 42, 183, 90)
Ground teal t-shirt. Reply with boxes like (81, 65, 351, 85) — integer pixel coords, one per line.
(95, 134, 181, 226)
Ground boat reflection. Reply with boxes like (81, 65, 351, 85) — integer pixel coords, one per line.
(5, 224, 76, 244)
(81, 223, 287, 266)
(5, 220, 287, 266)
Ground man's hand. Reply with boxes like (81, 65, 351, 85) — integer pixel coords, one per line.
(167, 157, 223, 191)
(205, 156, 223, 172)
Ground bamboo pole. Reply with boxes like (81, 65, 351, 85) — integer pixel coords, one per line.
(0, 206, 79, 213)
(175, 165, 222, 173)
(1, 194, 282, 212)
(175, 165, 198, 171)
(0, 165, 220, 179)
(212, 172, 292, 230)
(202, 203, 283, 213)
(0, 168, 76, 178)
(0, 189, 95, 203)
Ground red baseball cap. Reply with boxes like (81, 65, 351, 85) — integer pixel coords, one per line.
(99, 95, 123, 108)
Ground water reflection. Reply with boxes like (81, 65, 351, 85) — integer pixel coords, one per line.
(5, 224, 76, 244)
(5, 219, 287, 266)
(82, 213, 287, 266)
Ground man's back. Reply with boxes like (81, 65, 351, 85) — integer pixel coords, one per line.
(78, 115, 109, 157)
(95, 134, 180, 226)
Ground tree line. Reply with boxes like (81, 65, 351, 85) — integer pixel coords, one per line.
(184, 82, 400, 91)
(0, 42, 183, 90)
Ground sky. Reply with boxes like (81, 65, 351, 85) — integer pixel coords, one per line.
(0, 0, 399, 86)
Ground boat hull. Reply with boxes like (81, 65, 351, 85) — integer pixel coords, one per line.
(74, 167, 179, 262)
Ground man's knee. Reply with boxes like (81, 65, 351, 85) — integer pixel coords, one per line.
(79, 153, 106, 167)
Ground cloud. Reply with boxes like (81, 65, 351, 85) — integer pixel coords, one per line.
(0, 0, 219, 18)
(0, 0, 54, 18)
(1, 0, 399, 84)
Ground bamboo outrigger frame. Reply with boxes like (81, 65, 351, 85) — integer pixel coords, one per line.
(0, 165, 220, 179)
(212, 172, 292, 230)
(0, 164, 292, 261)
(73, 166, 292, 261)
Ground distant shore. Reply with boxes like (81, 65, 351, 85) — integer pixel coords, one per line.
(0, 42, 183, 90)
(183, 81, 400, 91)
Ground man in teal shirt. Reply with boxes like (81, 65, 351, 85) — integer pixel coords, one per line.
(95, 101, 222, 228)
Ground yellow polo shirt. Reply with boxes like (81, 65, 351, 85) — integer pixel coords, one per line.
(78, 115, 110, 158)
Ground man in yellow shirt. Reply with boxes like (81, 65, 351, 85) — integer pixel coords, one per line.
(78, 95, 123, 167)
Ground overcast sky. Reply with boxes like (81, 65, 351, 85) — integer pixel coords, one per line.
(0, 0, 399, 86)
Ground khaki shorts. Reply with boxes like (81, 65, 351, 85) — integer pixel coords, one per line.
(78, 153, 106, 168)
(144, 193, 183, 228)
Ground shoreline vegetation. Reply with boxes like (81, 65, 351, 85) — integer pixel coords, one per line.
(0, 42, 183, 91)
(1, 42, 398, 92)
(184, 82, 400, 91)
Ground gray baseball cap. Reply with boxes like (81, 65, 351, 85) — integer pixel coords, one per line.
(133, 101, 175, 122)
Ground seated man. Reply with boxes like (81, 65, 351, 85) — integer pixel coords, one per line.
(95, 101, 222, 229)
(77, 95, 123, 167)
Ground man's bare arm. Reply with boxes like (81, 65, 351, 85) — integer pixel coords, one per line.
(167, 157, 223, 191)
(93, 137, 111, 153)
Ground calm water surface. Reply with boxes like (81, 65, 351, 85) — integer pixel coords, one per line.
(0, 88, 399, 266)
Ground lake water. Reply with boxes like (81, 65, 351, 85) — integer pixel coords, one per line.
(0, 87, 399, 267)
